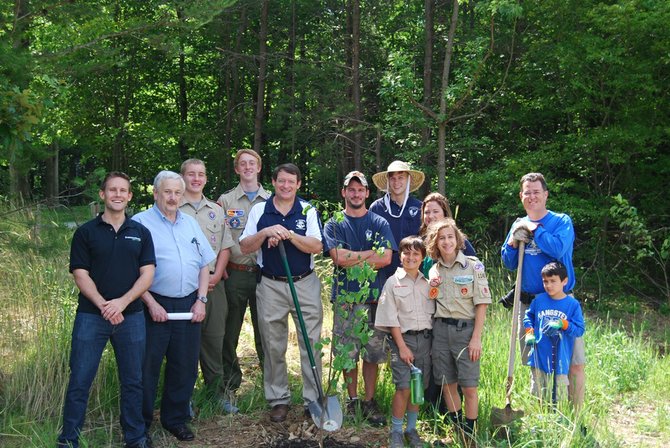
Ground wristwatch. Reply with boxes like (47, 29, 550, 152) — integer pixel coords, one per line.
(197, 295, 208, 304)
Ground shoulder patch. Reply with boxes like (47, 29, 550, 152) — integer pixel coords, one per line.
(474, 262, 485, 272)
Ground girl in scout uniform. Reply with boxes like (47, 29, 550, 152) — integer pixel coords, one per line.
(426, 218, 492, 442)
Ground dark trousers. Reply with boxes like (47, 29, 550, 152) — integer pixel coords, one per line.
(143, 291, 201, 430)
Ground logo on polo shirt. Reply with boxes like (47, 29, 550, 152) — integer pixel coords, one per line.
(409, 206, 419, 217)
(295, 219, 306, 230)
(125, 236, 141, 242)
(365, 229, 373, 240)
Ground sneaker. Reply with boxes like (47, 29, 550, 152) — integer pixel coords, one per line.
(221, 398, 239, 415)
(361, 399, 386, 426)
(390, 431, 405, 448)
(404, 429, 425, 448)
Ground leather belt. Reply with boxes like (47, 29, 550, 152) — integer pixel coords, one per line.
(405, 329, 432, 337)
(228, 262, 259, 273)
(262, 269, 313, 283)
(437, 317, 471, 328)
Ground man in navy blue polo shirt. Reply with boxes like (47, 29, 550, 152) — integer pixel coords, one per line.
(323, 171, 395, 426)
(132, 171, 216, 443)
(58, 172, 155, 448)
(239, 163, 323, 423)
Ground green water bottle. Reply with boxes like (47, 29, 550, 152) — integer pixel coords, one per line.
(410, 363, 424, 405)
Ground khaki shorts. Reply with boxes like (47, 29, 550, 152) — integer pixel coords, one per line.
(389, 332, 432, 389)
(432, 318, 480, 388)
(531, 368, 569, 401)
(332, 303, 387, 364)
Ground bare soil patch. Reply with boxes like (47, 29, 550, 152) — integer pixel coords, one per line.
(150, 408, 388, 447)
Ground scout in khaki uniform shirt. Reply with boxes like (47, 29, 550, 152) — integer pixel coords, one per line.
(217, 149, 271, 413)
(179, 159, 234, 410)
(376, 236, 435, 448)
(426, 218, 491, 444)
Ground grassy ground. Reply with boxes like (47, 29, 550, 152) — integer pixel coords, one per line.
(1, 204, 669, 447)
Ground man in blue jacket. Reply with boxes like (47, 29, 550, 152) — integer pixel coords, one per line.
(501, 172, 585, 407)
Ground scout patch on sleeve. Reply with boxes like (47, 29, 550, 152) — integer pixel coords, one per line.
(473, 262, 485, 271)
(453, 275, 474, 285)
(227, 217, 241, 228)
(480, 285, 491, 297)
(429, 287, 439, 300)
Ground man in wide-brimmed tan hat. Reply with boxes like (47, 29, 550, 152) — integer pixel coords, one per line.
(370, 160, 425, 282)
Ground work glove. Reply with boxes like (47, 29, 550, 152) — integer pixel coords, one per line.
(541, 318, 567, 337)
(524, 328, 537, 345)
(511, 219, 533, 244)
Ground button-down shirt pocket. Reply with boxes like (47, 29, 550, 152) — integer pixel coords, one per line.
(452, 275, 474, 300)
(393, 286, 414, 315)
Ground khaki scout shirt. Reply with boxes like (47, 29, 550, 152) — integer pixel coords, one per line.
(218, 183, 271, 266)
(429, 251, 492, 320)
(179, 196, 234, 272)
(375, 267, 435, 334)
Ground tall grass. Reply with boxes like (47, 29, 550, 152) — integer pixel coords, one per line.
(1, 209, 669, 447)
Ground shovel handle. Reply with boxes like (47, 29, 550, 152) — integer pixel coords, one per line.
(277, 241, 325, 400)
(505, 241, 525, 404)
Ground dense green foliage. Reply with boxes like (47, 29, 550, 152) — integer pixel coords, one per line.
(1, 0, 669, 306)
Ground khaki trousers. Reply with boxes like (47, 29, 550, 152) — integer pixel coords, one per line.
(256, 272, 323, 406)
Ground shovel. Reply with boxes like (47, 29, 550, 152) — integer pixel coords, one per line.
(278, 241, 343, 431)
(491, 241, 526, 428)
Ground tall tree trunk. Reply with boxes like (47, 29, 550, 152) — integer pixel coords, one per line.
(437, 0, 459, 195)
(45, 142, 59, 206)
(177, 48, 189, 160)
(351, 0, 362, 170)
(419, 0, 434, 197)
(9, 0, 31, 202)
(253, 0, 269, 154)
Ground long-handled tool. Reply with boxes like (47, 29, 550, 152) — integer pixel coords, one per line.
(278, 241, 343, 431)
(491, 241, 526, 428)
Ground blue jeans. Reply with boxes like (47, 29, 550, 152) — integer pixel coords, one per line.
(58, 311, 146, 447)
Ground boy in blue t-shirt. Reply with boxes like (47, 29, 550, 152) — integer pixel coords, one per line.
(523, 261, 585, 403)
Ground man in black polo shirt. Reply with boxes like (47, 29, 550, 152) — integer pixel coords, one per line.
(58, 172, 156, 448)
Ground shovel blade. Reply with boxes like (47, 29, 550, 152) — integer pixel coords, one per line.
(491, 404, 524, 427)
(308, 396, 343, 432)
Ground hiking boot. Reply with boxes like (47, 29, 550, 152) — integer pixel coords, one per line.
(361, 399, 386, 426)
(346, 398, 360, 415)
(269, 404, 289, 422)
(390, 431, 405, 448)
(404, 428, 425, 448)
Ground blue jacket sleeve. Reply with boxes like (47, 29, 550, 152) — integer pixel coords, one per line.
(500, 230, 519, 270)
(523, 300, 536, 330)
(533, 214, 575, 260)
(564, 300, 585, 338)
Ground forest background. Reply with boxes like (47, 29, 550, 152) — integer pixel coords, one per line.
(2, 0, 669, 317)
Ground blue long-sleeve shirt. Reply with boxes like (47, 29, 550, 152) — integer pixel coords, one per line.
(501, 210, 575, 295)
(523, 292, 585, 374)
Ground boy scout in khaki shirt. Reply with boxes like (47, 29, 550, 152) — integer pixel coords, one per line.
(217, 149, 271, 413)
(179, 159, 234, 410)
